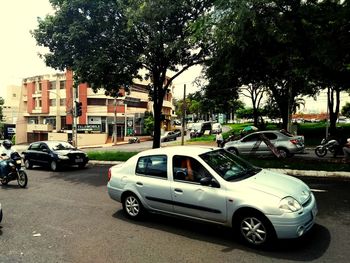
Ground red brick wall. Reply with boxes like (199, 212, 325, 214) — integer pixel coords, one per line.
(41, 80, 50, 113)
(27, 82, 35, 113)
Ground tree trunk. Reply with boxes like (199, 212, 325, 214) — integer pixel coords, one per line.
(152, 101, 162, 148)
(328, 87, 340, 136)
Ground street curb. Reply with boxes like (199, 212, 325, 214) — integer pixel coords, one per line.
(88, 160, 350, 178)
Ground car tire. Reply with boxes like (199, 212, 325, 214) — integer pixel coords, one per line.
(50, 160, 58, 171)
(228, 147, 238, 155)
(122, 193, 144, 219)
(24, 159, 33, 169)
(236, 211, 275, 247)
(1, 178, 8, 185)
(277, 148, 288, 159)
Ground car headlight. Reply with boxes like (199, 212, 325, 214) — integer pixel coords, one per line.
(58, 155, 69, 160)
(279, 197, 302, 213)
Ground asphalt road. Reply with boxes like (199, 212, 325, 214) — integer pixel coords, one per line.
(0, 165, 350, 263)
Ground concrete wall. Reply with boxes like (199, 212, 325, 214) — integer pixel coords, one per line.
(48, 132, 108, 147)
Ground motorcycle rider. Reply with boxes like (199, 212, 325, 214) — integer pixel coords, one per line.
(0, 139, 15, 180)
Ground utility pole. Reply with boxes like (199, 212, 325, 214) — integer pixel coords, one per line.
(113, 98, 117, 145)
(181, 84, 186, 146)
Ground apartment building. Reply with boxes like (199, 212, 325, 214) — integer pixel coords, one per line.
(16, 70, 176, 146)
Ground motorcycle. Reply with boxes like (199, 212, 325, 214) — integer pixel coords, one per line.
(314, 138, 342, 157)
(0, 152, 28, 188)
(128, 137, 140, 144)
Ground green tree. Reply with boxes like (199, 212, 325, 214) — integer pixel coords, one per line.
(204, 0, 320, 130)
(33, 0, 213, 148)
(143, 111, 154, 135)
(341, 102, 350, 118)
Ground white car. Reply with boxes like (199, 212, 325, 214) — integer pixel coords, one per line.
(107, 146, 317, 247)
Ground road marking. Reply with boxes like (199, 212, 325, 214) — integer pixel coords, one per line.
(311, 188, 328, 193)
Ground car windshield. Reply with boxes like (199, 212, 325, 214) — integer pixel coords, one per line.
(199, 149, 261, 181)
(47, 142, 75, 151)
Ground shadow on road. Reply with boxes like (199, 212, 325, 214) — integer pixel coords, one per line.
(112, 210, 330, 261)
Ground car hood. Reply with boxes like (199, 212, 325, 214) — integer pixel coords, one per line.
(238, 169, 310, 202)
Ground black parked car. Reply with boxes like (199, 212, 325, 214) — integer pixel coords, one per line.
(22, 141, 89, 171)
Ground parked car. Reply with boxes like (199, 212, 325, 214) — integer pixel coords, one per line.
(22, 141, 89, 171)
(173, 129, 187, 137)
(107, 146, 317, 247)
(224, 130, 304, 158)
(161, 131, 177, 142)
(190, 121, 212, 138)
(211, 123, 222, 134)
(0, 202, 2, 223)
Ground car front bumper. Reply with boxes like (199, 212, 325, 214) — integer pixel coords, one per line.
(267, 193, 317, 239)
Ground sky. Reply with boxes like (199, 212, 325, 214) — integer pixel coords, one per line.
(0, 1, 348, 113)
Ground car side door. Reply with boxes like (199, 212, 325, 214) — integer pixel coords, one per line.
(37, 143, 52, 166)
(240, 134, 261, 154)
(24, 142, 41, 166)
(171, 155, 227, 223)
(134, 155, 173, 212)
(260, 132, 278, 154)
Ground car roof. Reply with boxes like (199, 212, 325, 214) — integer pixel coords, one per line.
(137, 146, 216, 157)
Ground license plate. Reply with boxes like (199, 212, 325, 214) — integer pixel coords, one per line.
(75, 158, 83, 163)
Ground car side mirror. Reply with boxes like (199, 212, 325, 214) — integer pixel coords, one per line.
(200, 177, 220, 188)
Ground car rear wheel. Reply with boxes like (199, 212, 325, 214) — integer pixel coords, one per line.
(277, 148, 288, 159)
(122, 193, 144, 219)
(228, 147, 238, 155)
(24, 159, 32, 169)
(50, 160, 58, 171)
(236, 212, 275, 247)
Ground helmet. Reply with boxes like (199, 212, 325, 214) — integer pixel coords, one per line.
(2, 139, 12, 150)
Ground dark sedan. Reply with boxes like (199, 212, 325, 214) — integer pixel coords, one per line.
(22, 141, 89, 171)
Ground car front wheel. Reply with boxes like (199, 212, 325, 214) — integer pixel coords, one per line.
(236, 212, 275, 247)
(122, 193, 144, 219)
(50, 160, 58, 171)
(24, 159, 32, 169)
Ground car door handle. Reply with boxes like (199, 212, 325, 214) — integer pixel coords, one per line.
(174, 188, 183, 193)
(136, 182, 143, 186)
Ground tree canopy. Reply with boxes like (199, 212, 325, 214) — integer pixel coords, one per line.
(33, 0, 213, 148)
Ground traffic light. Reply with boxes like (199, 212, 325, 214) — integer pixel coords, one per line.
(75, 101, 83, 117)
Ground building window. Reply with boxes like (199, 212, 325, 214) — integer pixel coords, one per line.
(60, 80, 66, 89)
(88, 98, 107, 106)
(12, 93, 16, 98)
(28, 117, 38, 124)
(60, 99, 66, 106)
(38, 83, 42, 91)
(50, 99, 56, 106)
(50, 81, 56, 90)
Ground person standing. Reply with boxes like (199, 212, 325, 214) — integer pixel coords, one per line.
(343, 138, 350, 160)
(216, 132, 223, 147)
(0, 139, 15, 180)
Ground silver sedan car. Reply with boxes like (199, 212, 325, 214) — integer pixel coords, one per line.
(107, 146, 317, 247)
(224, 130, 304, 158)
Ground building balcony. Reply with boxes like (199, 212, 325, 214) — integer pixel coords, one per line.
(27, 123, 54, 132)
(162, 100, 173, 108)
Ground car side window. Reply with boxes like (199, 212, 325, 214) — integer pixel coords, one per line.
(29, 143, 40, 151)
(136, 155, 167, 179)
(242, 134, 258, 142)
(173, 155, 211, 184)
(264, 133, 277, 140)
